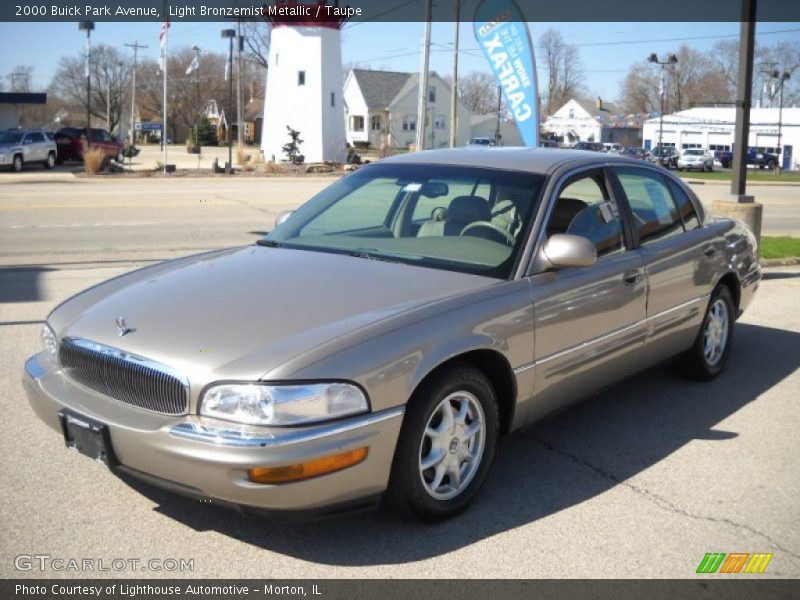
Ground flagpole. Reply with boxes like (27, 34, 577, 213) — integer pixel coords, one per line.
(162, 1, 169, 173)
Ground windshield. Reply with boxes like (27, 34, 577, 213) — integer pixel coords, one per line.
(267, 163, 545, 278)
(684, 149, 704, 156)
(0, 132, 23, 144)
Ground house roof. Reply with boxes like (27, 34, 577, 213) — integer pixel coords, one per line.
(244, 98, 264, 122)
(350, 69, 412, 110)
(573, 98, 622, 119)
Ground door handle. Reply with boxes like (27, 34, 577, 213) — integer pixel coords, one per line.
(623, 271, 643, 286)
(703, 245, 718, 257)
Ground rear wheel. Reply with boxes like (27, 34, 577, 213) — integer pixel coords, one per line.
(679, 285, 735, 380)
(386, 365, 499, 521)
(44, 152, 56, 169)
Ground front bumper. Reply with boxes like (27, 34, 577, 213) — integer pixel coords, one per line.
(23, 353, 404, 517)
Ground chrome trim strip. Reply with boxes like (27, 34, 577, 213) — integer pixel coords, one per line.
(513, 294, 709, 374)
(168, 406, 406, 448)
(61, 337, 189, 388)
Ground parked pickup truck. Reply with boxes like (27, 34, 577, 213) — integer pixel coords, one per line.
(717, 148, 779, 169)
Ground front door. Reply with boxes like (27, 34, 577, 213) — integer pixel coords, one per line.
(526, 168, 647, 424)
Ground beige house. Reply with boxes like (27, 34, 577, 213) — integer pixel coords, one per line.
(343, 69, 472, 150)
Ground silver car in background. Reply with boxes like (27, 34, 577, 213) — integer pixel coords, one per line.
(677, 148, 715, 172)
(0, 128, 57, 171)
(24, 148, 760, 521)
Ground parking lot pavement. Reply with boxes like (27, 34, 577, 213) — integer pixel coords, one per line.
(1, 258, 798, 578)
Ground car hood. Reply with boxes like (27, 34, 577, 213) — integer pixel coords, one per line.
(53, 245, 496, 381)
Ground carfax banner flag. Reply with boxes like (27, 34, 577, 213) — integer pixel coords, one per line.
(473, 0, 539, 147)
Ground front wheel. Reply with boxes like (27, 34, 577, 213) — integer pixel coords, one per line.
(386, 365, 499, 521)
(679, 285, 735, 380)
(116, 150, 125, 163)
(12, 154, 23, 172)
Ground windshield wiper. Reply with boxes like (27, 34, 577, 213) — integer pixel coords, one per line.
(348, 249, 403, 264)
(256, 239, 282, 248)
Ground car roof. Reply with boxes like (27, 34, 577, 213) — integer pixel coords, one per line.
(381, 147, 645, 174)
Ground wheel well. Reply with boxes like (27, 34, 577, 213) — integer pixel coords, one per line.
(415, 349, 517, 436)
(717, 272, 741, 313)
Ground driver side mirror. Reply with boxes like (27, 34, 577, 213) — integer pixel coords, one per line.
(275, 210, 294, 228)
(538, 234, 597, 270)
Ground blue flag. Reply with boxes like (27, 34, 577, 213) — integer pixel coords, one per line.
(473, 0, 539, 147)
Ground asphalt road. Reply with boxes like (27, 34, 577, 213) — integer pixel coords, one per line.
(1, 172, 799, 579)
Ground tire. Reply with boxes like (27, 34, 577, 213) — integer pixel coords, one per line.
(386, 364, 499, 522)
(12, 154, 23, 173)
(679, 285, 735, 380)
(44, 152, 56, 169)
(116, 150, 125, 163)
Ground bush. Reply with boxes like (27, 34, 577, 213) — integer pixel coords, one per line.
(83, 148, 107, 175)
(236, 144, 251, 166)
(196, 117, 218, 146)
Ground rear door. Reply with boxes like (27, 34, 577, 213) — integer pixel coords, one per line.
(525, 167, 647, 424)
(609, 166, 713, 363)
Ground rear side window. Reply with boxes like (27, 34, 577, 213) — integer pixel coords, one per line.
(615, 168, 684, 245)
(666, 179, 701, 231)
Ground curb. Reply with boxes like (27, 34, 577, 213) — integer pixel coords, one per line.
(761, 257, 800, 267)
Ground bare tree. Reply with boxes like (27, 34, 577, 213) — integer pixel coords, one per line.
(538, 29, 583, 115)
(619, 44, 733, 113)
(446, 70, 499, 115)
(241, 20, 270, 70)
(7, 65, 34, 92)
(49, 45, 132, 134)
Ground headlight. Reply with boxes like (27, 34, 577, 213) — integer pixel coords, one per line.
(199, 382, 369, 426)
(41, 323, 58, 358)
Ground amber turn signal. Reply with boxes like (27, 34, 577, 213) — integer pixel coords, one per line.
(248, 447, 368, 484)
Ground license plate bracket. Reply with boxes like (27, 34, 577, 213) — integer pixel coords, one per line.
(58, 409, 118, 467)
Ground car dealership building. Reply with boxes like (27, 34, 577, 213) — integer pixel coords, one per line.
(643, 107, 800, 170)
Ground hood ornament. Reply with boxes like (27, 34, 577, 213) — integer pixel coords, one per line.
(116, 316, 135, 337)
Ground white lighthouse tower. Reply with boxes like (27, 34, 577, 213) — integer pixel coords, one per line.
(261, 1, 347, 164)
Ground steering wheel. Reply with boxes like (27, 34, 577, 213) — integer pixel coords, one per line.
(460, 221, 516, 246)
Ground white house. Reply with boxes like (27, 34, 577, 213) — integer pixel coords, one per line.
(643, 107, 800, 170)
(543, 97, 646, 148)
(343, 69, 472, 149)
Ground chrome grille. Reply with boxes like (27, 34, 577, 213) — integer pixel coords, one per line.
(59, 338, 188, 415)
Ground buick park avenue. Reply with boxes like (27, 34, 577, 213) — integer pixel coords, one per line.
(24, 148, 760, 521)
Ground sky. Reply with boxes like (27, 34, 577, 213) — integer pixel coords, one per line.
(1, 20, 799, 104)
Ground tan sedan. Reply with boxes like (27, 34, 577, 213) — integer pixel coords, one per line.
(24, 148, 760, 521)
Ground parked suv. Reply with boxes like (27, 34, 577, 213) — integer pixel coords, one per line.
(55, 127, 126, 164)
(717, 148, 779, 170)
(648, 146, 679, 169)
(0, 128, 58, 172)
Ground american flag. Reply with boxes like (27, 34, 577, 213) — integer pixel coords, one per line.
(158, 19, 170, 72)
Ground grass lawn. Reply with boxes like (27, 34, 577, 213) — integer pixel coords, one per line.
(677, 170, 800, 183)
(760, 236, 800, 260)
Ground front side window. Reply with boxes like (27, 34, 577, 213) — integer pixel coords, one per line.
(350, 116, 364, 132)
(268, 164, 545, 278)
(615, 168, 684, 245)
(547, 172, 624, 257)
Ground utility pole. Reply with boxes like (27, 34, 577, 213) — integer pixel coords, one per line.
(415, 0, 432, 151)
(449, 1, 460, 148)
(237, 19, 244, 146)
(125, 41, 147, 147)
(495, 85, 501, 144)
(222, 28, 236, 173)
(79, 21, 95, 149)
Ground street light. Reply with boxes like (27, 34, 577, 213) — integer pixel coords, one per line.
(79, 21, 95, 149)
(221, 28, 236, 174)
(648, 52, 678, 165)
(191, 45, 201, 149)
